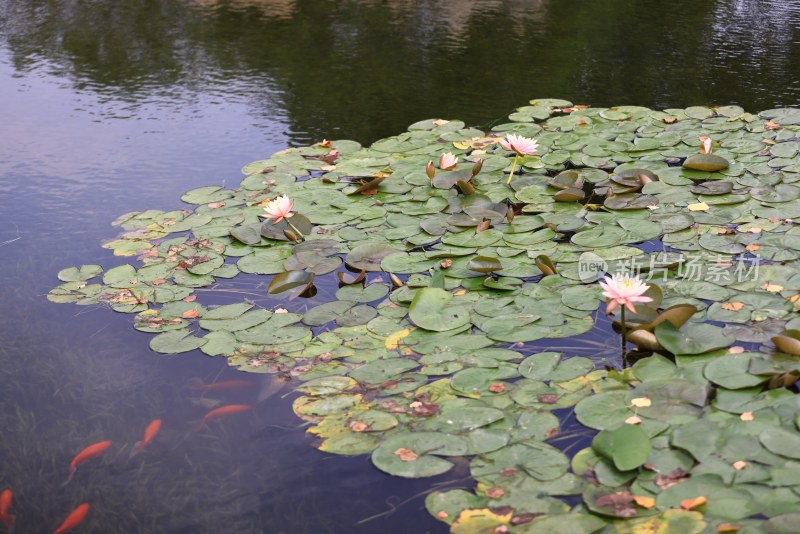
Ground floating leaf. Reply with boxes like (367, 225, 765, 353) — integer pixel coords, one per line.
(466, 256, 503, 273)
(409, 288, 471, 332)
(149, 329, 207, 354)
(450, 508, 512, 534)
(260, 214, 313, 241)
(518, 352, 593, 382)
(655, 322, 734, 355)
(268, 270, 315, 295)
(687, 202, 710, 212)
(683, 154, 729, 172)
(471, 442, 569, 481)
(57, 265, 103, 282)
(337, 269, 367, 285)
(691, 181, 733, 195)
(604, 194, 659, 211)
(760, 428, 800, 460)
(772, 333, 800, 356)
(230, 224, 263, 245)
(346, 243, 401, 271)
(592, 425, 652, 471)
(347, 174, 387, 195)
(534, 255, 558, 276)
(554, 188, 585, 202)
(371, 432, 468, 478)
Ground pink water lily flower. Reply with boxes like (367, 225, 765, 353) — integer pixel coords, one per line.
(599, 274, 653, 314)
(439, 152, 458, 170)
(263, 194, 295, 223)
(699, 136, 712, 155)
(500, 134, 539, 156)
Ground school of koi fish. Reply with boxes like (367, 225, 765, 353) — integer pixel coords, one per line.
(0, 378, 256, 533)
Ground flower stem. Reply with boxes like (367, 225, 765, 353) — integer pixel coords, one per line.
(620, 306, 627, 358)
(505, 155, 519, 185)
(286, 219, 305, 241)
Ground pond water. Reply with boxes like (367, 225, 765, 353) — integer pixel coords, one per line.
(1, 1, 800, 532)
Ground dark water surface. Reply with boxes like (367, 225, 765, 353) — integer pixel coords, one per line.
(1, 1, 799, 532)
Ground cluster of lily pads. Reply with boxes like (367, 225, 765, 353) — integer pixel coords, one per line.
(50, 99, 800, 532)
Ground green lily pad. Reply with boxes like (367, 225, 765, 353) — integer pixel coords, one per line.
(467, 256, 503, 273)
(575, 391, 630, 430)
(149, 329, 207, 354)
(57, 264, 103, 282)
(303, 301, 355, 326)
(471, 442, 569, 481)
(655, 322, 735, 355)
(592, 424, 652, 471)
(371, 432, 468, 478)
(760, 428, 800, 460)
(518, 352, 594, 382)
(181, 186, 232, 204)
(409, 288, 471, 332)
(656, 474, 756, 520)
(346, 243, 402, 271)
(349, 358, 419, 384)
(704, 353, 769, 389)
(268, 270, 315, 295)
(683, 154, 730, 172)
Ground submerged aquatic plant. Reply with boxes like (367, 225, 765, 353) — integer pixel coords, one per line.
(599, 274, 652, 356)
(501, 133, 538, 185)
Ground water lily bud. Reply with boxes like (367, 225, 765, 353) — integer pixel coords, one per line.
(389, 273, 403, 288)
(471, 158, 484, 177)
(426, 160, 435, 179)
(283, 229, 299, 242)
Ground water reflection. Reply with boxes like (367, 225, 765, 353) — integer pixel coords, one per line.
(190, 0, 299, 19)
(3, 0, 799, 145)
(711, 0, 800, 95)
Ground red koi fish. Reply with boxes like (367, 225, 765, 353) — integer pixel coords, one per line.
(195, 404, 251, 431)
(0, 489, 13, 530)
(54, 503, 90, 534)
(187, 378, 254, 392)
(130, 419, 162, 458)
(63, 441, 112, 486)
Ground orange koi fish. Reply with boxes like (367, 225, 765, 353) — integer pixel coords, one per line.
(195, 404, 251, 431)
(130, 419, 162, 458)
(187, 378, 254, 392)
(63, 440, 112, 486)
(54, 503, 90, 534)
(0, 489, 13, 529)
